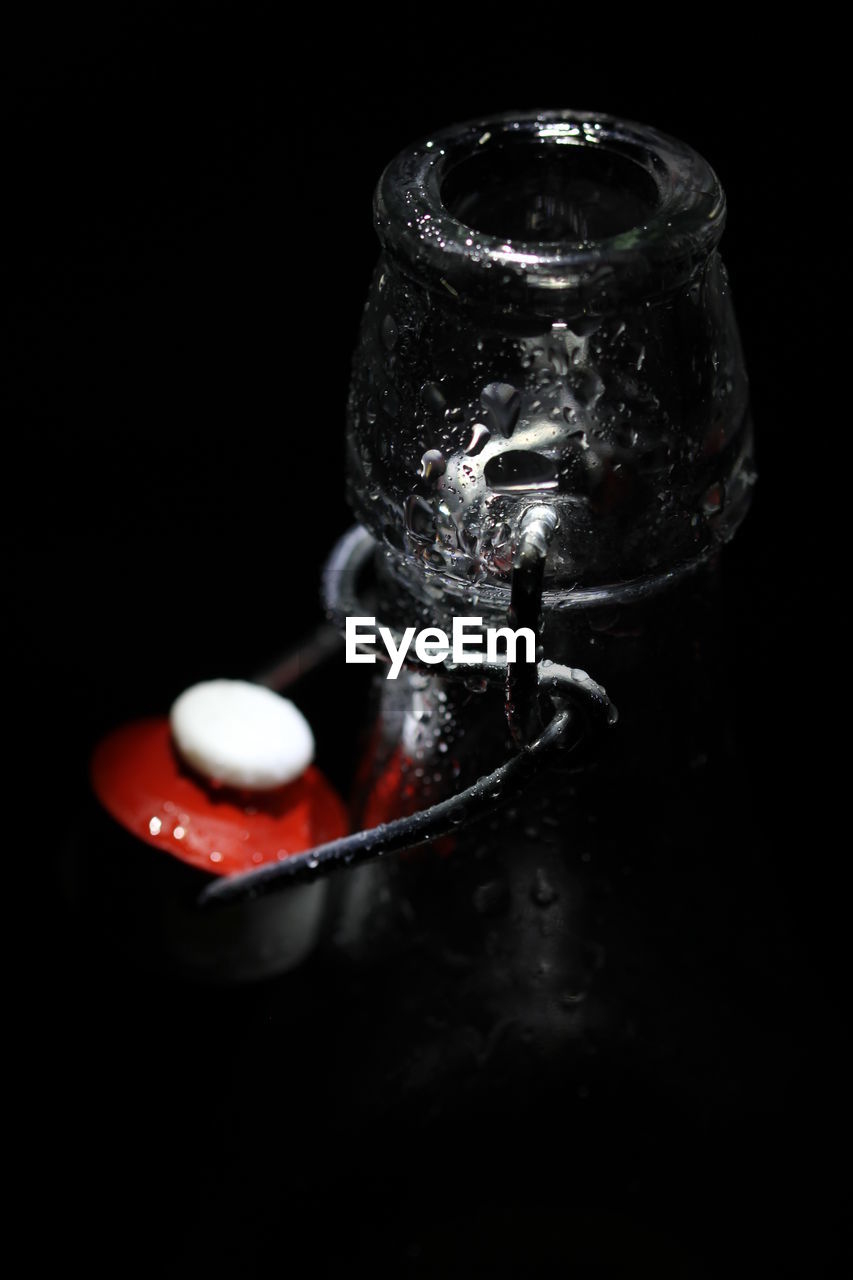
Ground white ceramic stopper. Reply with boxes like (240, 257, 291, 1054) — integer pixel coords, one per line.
(170, 679, 314, 790)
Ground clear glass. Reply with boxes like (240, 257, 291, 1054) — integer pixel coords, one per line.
(333, 109, 756, 981)
(345, 108, 755, 621)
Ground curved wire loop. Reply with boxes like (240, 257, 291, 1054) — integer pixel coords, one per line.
(199, 526, 617, 910)
(198, 658, 616, 911)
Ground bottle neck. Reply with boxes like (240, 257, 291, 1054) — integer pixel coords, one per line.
(370, 536, 724, 697)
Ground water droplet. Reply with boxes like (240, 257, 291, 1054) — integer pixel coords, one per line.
(485, 450, 558, 492)
(570, 367, 604, 408)
(481, 382, 521, 437)
(405, 494, 435, 543)
(418, 449, 446, 480)
(464, 422, 491, 455)
(421, 381, 446, 412)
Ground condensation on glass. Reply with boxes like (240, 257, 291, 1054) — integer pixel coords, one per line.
(345, 109, 754, 631)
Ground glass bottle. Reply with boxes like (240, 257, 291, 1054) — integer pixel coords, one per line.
(291, 111, 764, 1267)
(292, 114, 765, 1262)
(329, 104, 753, 946)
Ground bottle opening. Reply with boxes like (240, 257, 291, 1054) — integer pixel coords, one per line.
(375, 110, 726, 309)
(440, 143, 660, 244)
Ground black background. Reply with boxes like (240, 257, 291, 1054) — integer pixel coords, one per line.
(4, 6, 846, 1274)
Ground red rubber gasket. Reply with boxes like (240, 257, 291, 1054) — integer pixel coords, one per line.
(91, 717, 349, 877)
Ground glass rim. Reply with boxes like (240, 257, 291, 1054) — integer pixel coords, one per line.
(374, 109, 726, 311)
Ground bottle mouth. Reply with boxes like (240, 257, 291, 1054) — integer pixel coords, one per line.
(375, 110, 725, 313)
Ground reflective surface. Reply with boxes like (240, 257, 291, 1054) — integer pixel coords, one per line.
(347, 109, 755, 602)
